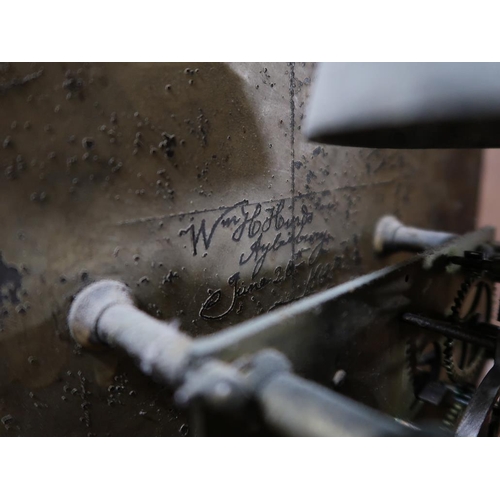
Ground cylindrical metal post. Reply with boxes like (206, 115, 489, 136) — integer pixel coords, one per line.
(374, 215, 455, 254)
(68, 280, 192, 385)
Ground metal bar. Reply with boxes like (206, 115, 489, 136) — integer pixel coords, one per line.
(257, 372, 423, 437)
(402, 313, 496, 351)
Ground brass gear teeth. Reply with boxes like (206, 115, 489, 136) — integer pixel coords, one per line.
(443, 273, 489, 385)
(450, 274, 475, 321)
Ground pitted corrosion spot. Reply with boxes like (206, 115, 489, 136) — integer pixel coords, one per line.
(0, 68, 44, 95)
(0, 253, 22, 306)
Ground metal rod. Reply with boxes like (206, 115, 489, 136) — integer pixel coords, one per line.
(258, 372, 424, 437)
(402, 312, 496, 351)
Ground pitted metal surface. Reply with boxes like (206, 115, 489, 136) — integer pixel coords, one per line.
(0, 62, 482, 436)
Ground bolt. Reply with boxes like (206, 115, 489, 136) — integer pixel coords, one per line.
(373, 215, 455, 254)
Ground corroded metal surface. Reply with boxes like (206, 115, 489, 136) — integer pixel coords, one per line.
(0, 62, 482, 436)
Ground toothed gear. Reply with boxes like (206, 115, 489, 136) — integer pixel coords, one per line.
(443, 274, 492, 385)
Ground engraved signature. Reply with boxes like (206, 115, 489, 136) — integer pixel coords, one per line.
(179, 199, 334, 278)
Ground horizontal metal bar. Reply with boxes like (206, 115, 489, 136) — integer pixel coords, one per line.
(258, 372, 424, 436)
(402, 313, 496, 351)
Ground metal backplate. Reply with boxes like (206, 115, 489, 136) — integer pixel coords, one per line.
(0, 62, 482, 436)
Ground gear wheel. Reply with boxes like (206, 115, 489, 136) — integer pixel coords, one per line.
(443, 275, 492, 385)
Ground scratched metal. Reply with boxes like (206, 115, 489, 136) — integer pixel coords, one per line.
(0, 62, 482, 436)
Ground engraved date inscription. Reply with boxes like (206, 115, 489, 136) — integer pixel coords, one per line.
(177, 196, 341, 320)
